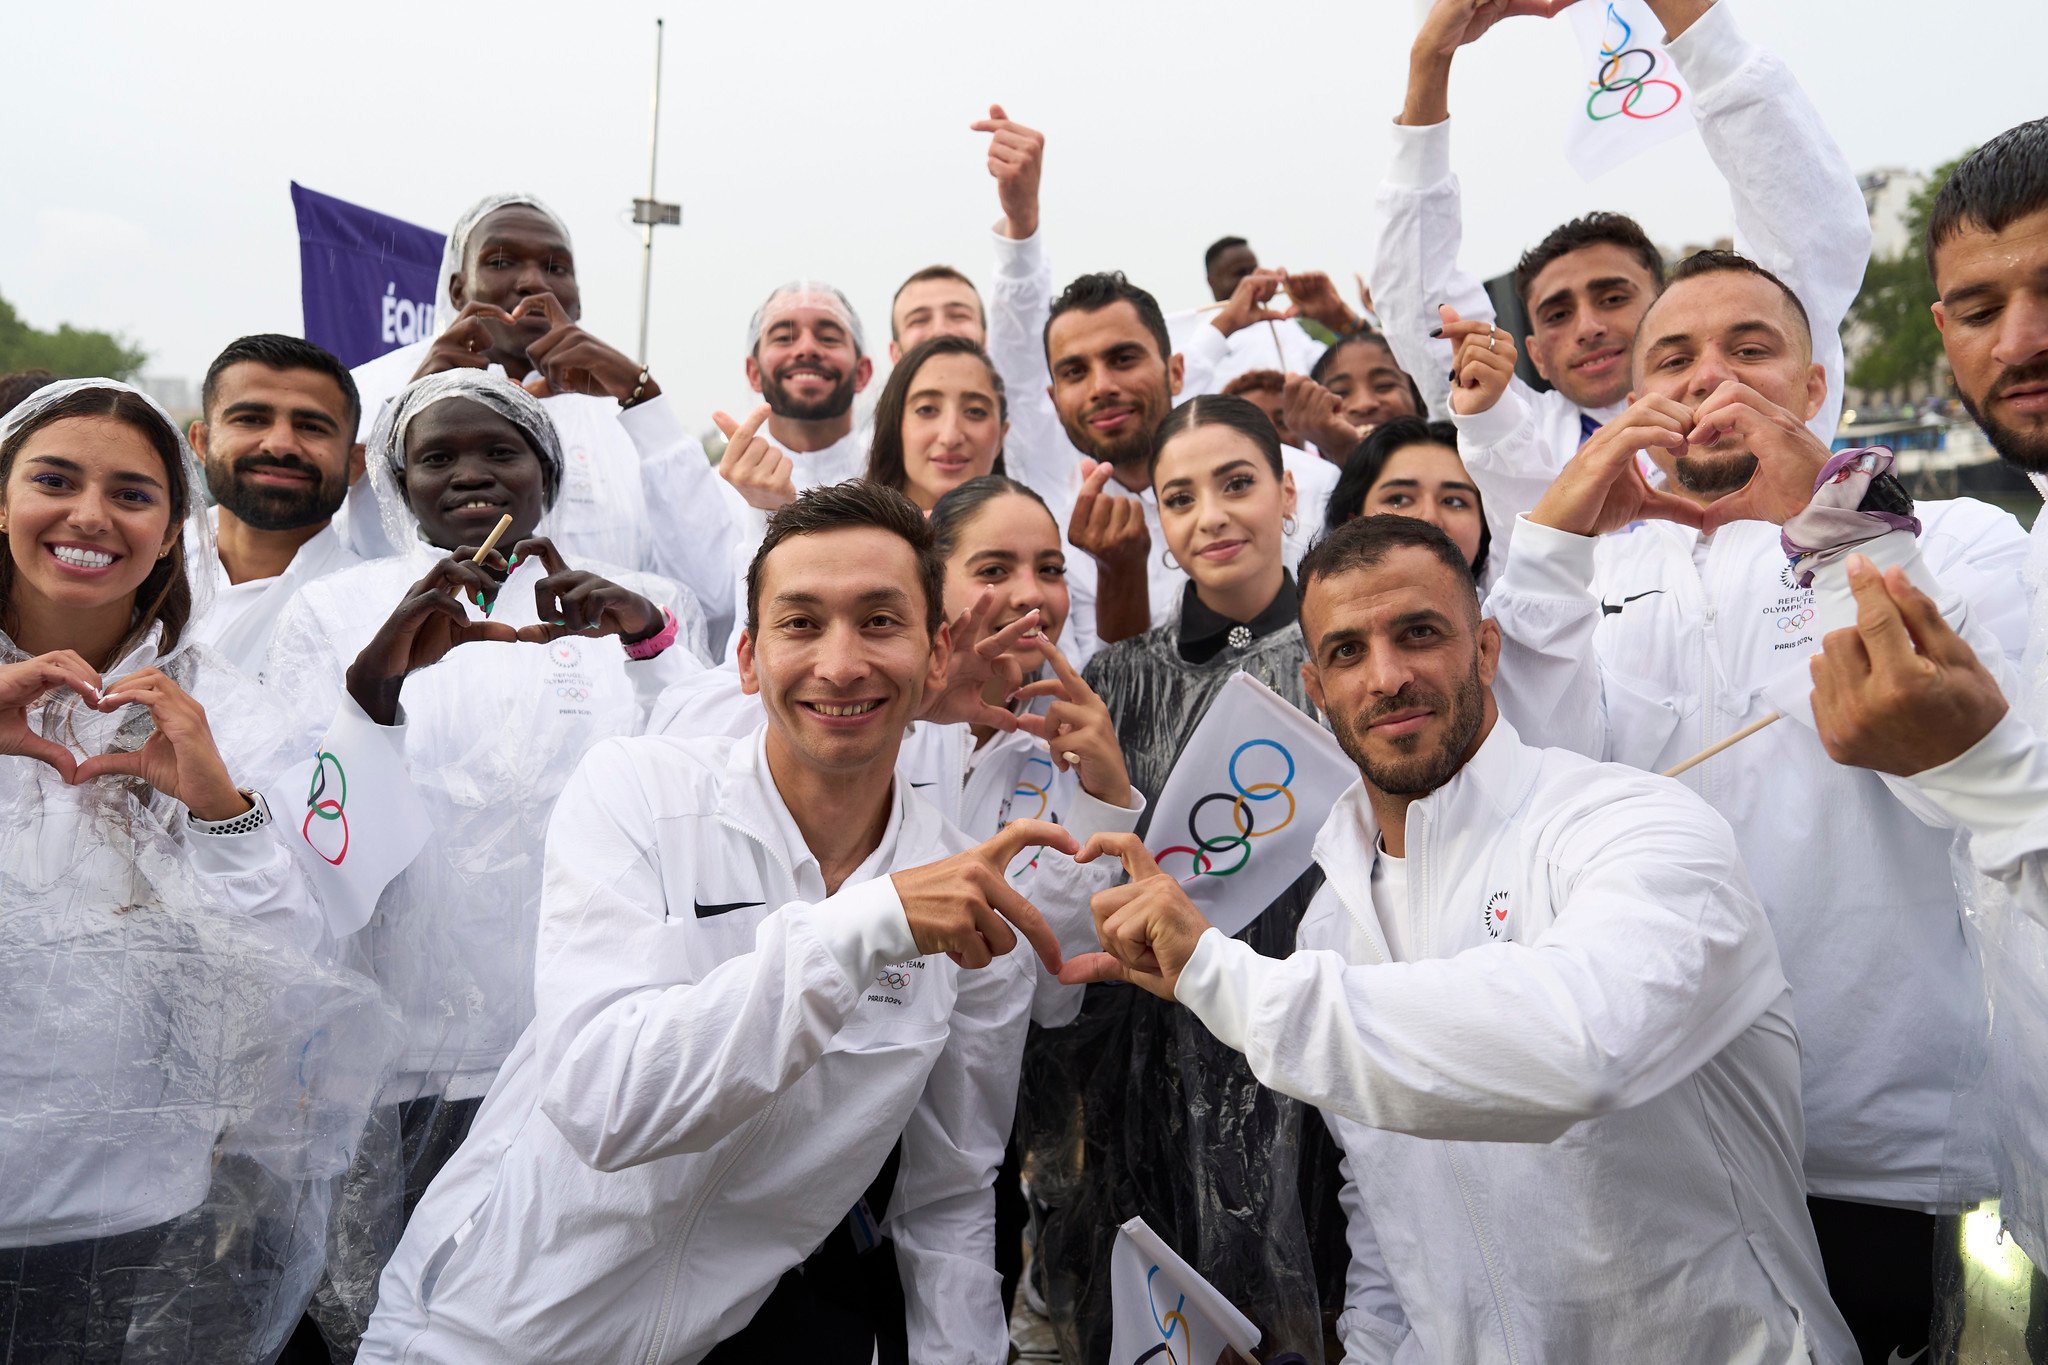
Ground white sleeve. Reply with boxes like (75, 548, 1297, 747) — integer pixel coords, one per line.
(534, 744, 919, 1171)
(1369, 119, 1529, 422)
(1332, 1148, 1411, 1365)
(620, 395, 739, 650)
(986, 230, 1083, 501)
(1175, 788, 1786, 1143)
(887, 953, 1032, 1365)
(1452, 389, 1569, 564)
(1484, 516, 1617, 761)
(1176, 323, 1230, 399)
(181, 815, 327, 954)
(1910, 713, 2048, 929)
(1665, 1, 1871, 441)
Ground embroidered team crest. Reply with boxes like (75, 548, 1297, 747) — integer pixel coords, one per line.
(1483, 891, 1510, 940)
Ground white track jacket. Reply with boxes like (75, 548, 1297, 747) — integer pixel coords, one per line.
(1175, 718, 1857, 1364)
(359, 725, 1126, 1364)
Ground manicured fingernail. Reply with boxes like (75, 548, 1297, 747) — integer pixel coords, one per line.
(552, 617, 567, 626)
(507, 553, 519, 566)
(1428, 328, 1444, 338)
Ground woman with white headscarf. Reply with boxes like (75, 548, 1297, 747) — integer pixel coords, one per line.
(0, 380, 398, 1361)
(263, 369, 709, 1350)
(345, 192, 738, 647)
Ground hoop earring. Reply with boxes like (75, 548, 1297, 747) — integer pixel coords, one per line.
(1283, 515, 1298, 537)
(1161, 547, 1180, 571)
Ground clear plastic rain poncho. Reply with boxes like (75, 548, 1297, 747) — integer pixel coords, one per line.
(262, 370, 707, 1346)
(0, 380, 402, 1362)
(1018, 614, 1349, 1363)
(1936, 487, 2048, 1359)
(345, 193, 679, 579)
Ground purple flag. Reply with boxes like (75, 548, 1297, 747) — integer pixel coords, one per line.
(290, 182, 445, 368)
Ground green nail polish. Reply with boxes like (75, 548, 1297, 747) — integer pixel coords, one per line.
(507, 553, 519, 566)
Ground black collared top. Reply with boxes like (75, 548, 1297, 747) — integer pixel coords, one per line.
(1176, 572, 1299, 665)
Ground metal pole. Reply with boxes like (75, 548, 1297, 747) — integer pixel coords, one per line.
(636, 17, 666, 364)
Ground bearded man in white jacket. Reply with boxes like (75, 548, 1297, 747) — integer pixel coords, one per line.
(359, 481, 1140, 1365)
(1060, 514, 1856, 1364)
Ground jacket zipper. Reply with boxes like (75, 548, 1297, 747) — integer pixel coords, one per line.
(1329, 820, 1520, 1362)
(642, 812, 807, 1363)
(642, 1098, 782, 1365)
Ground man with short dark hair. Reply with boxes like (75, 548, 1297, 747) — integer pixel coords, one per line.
(187, 333, 367, 676)
(1171, 235, 1332, 388)
(890, 265, 986, 362)
(349, 192, 736, 648)
(1373, 0, 1870, 488)
(1477, 242, 2028, 1358)
(358, 482, 1134, 1365)
(1060, 513, 1855, 1363)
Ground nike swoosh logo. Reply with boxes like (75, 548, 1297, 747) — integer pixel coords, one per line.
(1887, 1348, 1929, 1364)
(910, 781, 936, 789)
(693, 899, 764, 919)
(1601, 588, 1667, 616)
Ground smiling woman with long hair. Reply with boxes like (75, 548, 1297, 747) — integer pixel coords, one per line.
(865, 335, 1010, 512)
(1016, 394, 1348, 1362)
(0, 379, 391, 1361)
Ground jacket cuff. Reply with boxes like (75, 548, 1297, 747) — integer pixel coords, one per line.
(185, 815, 287, 881)
(990, 227, 1046, 282)
(1911, 709, 2046, 827)
(1450, 388, 1531, 452)
(809, 874, 920, 988)
(1181, 319, 1230, 368)
(1063, 784, 1146, 842)
(616, 392, 688, 455)
(1174, 928, 1261, 1053)
(1663, 0, 1749, 94)
(1386, 118, 1453, 187)
(1499, 515, 1599, 598)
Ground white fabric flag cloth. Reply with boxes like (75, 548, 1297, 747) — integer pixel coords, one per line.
(1145, 671, 1354, 940)
(273, 698, 431, 938)
(1111, 1216, 1263, 1365)
(1563, 0, 1697, 180)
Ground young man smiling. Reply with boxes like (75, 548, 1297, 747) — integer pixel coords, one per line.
(1060, 514, 1854, 1363)
(358, 482, 1135, 1365)
(1372, 0, 1870, 485)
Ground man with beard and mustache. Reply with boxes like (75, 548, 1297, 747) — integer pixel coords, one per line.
(1057, 513, 1854, 1364)
(187, 333, 367, 678)
(1479, 247, 2030, 1358)
(1375, 0, 1869, 542)
(1808, 117, 2048, 886)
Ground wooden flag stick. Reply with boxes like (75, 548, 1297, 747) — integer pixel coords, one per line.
(1662, 712, 1783, 779)
(471, 513, 515, 563)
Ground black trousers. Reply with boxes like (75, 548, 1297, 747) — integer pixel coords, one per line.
(1808, 1195, 1948, 1363)
(0, 1220, 174, 1364)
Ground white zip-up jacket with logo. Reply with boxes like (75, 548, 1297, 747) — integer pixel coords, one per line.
(1175, 718, 1856, 1364)
(359, 724, 1125, 1364)
(1483, 504, 2026, 1208)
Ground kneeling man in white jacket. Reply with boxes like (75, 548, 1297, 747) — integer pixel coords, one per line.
(360, 482, 1141, 1364)
(1062, 513, 1857, 1364)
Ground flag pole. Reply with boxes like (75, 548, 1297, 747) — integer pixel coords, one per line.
(633, 18, 680, 365)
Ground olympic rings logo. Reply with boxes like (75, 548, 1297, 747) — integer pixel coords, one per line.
(1777, 608, 1816, 633)
(1585, 5, 1683, 122)
(1135, 1265, 1189, 1365)
(1005, 755, 1057, 881)
(556, 685, 591, 701)
(301, 749, 349, 866)
(1155, 739, 1296, 881)
(876, 969, 909, 991)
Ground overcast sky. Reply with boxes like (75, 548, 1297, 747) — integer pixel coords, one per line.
(8, 0, 2044, 427)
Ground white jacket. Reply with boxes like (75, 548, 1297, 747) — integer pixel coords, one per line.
(359, 726, 1123, 1364)
(191, 513, 364, 681)
(1175, 718, 1856, 1364)
(1372, 1, 1869, 464)
(264, 550, 707, 1098)
(1484, 501, 2026, 1206)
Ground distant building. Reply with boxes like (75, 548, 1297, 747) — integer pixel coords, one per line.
(134, 375, 199, 423)
(1860, 168, 1929, 261)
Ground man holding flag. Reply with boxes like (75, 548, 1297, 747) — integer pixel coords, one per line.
(1061, 514, 1856, 1363)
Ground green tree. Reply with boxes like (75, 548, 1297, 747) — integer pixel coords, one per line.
(1844, 155, 1964, 396)
(0, 291, 147, 380)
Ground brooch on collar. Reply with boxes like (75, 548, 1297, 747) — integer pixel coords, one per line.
(1228, 624, 1253, 651)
